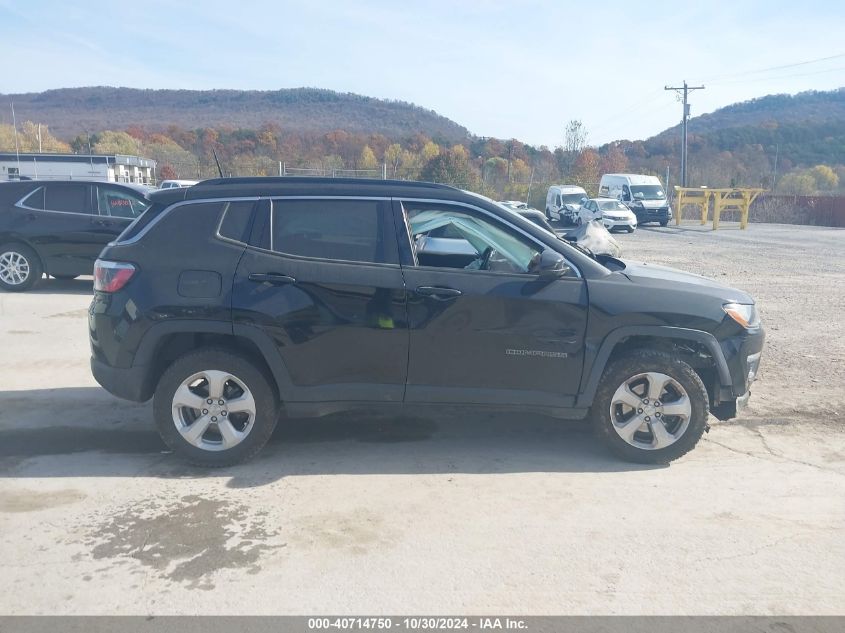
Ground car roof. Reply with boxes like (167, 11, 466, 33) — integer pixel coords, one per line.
(2, 179, 154, 194)
(149, 177, 470, 205)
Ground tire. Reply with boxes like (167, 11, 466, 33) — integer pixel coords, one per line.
(627, 226, 635, 233)
(592, 349, 709, 464)
(0, 242, 42, 292)
(51, 274, 79, 280)
(660, 220, 669, 227)
(153, 348, 279, 467)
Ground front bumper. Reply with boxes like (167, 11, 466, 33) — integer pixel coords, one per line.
(603, 217, 637, 230)
(634, 206, 672, 222)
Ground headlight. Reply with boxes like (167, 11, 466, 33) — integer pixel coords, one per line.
(723, 302, 760, 328)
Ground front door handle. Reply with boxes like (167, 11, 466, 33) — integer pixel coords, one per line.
(416, 286, 462, 300)
(248, 272, 296, 285)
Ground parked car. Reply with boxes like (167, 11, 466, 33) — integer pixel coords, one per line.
(545, 185, 588, 223)
(514, 208, 556, 234)
(0, 180, 153, 291)
(598, 174, 672, 226)
(89, 177, 764, 467)
(579, 198, 638, 232)
(159, 179, 199, 189)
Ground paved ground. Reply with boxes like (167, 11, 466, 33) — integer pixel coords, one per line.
(1, 221, 843, 615)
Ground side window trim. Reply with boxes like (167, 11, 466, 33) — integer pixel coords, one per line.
(397, 197, 581, 279)
(16, 187, 45, 211)
(114, 197, 259, 246)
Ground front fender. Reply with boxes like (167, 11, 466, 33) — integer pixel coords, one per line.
(575, 325, 732, 408)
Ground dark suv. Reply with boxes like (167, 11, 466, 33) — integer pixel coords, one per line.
(89, 178, 764, 466)
(0, 179, 152, 291)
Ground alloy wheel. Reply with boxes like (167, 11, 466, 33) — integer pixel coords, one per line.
(0, 251, 30, 286)
(609, 371, 692, 450)
(171, 369, 257, 452)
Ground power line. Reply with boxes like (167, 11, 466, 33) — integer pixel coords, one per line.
(665, 81, 704, 188)
(707, 65, 845, 86)
(698, 52, 845, 83)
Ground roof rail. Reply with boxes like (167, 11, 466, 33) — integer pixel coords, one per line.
(195, 176, 459, 190)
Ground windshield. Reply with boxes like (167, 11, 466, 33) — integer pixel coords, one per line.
(599, 200, 628, 211)
(630, 185, 665, 200)
(562, 193, 585, 205)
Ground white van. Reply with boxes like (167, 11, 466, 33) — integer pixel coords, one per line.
(597, 174, 672, 226)
(545, 185, 588, 223)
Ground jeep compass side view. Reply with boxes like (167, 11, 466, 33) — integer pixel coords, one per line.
(89, 178, 764, 466)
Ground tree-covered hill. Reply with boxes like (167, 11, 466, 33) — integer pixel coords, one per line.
(0, 87, 470, 145)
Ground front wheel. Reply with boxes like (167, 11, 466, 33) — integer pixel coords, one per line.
(627, 226, 635, 233)
(0, 243, 42, 292)
(592, 350, 709, 463)
(153, 348, 279, 467)
(660, 220, 669, 227)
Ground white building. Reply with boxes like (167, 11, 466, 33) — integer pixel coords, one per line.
(0, 152, 156, 184)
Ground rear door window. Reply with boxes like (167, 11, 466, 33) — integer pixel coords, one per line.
(44, 183, 92, 214)
(259, 198, 398, 264)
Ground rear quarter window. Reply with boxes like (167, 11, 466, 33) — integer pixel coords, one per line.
(217, 200, 256, 243)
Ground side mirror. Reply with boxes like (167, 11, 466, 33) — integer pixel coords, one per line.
(537, 249, 571, 279)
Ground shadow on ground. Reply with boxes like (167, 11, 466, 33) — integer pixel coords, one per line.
(0, 387, 664, 486)
(28, 276, 94, 295)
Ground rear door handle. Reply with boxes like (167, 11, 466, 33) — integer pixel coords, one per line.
(248, 272, 296, 285)
(416, 286, 462, 300)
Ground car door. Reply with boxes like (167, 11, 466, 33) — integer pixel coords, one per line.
(17, 182, 102, 276)
(396, 199, 589, 409)
(231, 196, 410, 404)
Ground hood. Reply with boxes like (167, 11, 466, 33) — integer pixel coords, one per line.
(563, 203, 582, 210)
(620, 261, 754, 303)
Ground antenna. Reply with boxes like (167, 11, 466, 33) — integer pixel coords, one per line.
(212, 148, 224, 178)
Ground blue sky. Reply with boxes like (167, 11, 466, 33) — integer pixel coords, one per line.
(2, 0, 844, 146)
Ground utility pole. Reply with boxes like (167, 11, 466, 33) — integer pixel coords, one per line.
(10, 102, 20, 173)
(665, 81, 704, 187)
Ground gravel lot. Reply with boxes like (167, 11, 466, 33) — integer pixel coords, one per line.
(0, 221, 843, 615)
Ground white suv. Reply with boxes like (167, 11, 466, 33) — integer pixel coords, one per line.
(579, 198, 637, 232)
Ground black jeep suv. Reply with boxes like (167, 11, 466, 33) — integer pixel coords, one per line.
(89, 177, 764, 466)
(0, 179, 153, 291)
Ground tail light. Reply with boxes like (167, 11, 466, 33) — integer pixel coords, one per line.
(94, 259, 136, 292)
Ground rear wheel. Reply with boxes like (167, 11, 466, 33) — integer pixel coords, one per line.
(0, 243, 42, 292)
(592, 350, 708, 463)
(153, 348, 279, 467)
